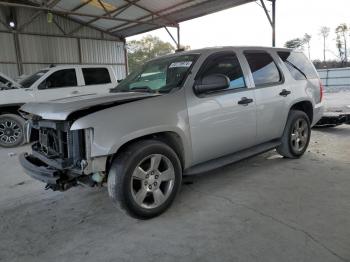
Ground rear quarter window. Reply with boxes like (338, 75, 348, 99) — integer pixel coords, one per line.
(82, 68, 111, 85)
(244, 52, 282, 87)
(278, 51, 318, 80)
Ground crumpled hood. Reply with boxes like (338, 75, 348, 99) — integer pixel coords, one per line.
(20, 92, 160, 121)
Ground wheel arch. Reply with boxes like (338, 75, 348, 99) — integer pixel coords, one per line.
(289, 100, 313, 124)
(106, 131, 186, 174)
(0, 104, 23, 116)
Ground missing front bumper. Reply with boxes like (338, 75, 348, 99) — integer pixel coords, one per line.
(19, 153, 61, 184)
(19, 153, 79, 191)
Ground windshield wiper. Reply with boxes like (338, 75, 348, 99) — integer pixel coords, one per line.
(130, 87, 156, 93)
(109, 87, 157, 94)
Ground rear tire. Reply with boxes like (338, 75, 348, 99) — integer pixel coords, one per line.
(277, 110, 311, 158)
(107, 140, 182, 219)
(0, 114, 25, 148)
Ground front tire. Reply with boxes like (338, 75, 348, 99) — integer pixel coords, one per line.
(107, 140, 182, 219)
(0, 114, 25, 148)
(277, 110, 311, 158)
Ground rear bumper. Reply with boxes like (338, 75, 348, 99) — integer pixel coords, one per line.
(315, 113, 350, 127)
(312, 102, 325, 127)
(19, 153, 61, 184)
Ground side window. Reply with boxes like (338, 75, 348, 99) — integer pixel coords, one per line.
(244, 52, 282, 86)
(199, 53, 246, 90)
(278, 51, 318, 80)
(82, 68, 111, 85)
(40, 69, 77, 89)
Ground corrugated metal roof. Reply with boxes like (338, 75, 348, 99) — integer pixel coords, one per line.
(114, 0, 256, 37)
(11, 0, 255, 38)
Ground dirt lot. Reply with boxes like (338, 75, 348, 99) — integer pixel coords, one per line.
(0, 126, 349, 262)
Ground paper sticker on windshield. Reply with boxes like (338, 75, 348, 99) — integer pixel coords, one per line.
(169, 61, 193, 68)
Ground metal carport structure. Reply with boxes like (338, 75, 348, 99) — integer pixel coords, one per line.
(0, 0, 277, 76)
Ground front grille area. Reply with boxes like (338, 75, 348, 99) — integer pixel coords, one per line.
(31, 120, 85, 170)
(38, 128, 69, 158)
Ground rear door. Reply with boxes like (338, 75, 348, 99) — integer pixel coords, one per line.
(187, 51, 257, 165)
(243, 51, 289, 144)
(35, 68, 81, 101)
(80, 67, 114, 95)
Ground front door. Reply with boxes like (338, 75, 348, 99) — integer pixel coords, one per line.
(187, 52, 257, 165)
(35, 68, 82, 102)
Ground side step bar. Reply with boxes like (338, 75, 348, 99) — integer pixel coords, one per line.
(184, 140, 280, 176)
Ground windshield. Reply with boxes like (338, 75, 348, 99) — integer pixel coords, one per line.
(19, 70, 49, 88)
(112, 54, 198, 94)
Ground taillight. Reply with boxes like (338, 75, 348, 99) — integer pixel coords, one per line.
(319, 80, 324, 102)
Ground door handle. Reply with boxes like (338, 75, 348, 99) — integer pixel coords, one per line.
(238, 97, 254, 106)
(70, 90, 79, 95)
(279, 89, 291, 97)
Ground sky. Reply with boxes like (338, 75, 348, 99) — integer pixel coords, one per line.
(127, 0, 350, 61)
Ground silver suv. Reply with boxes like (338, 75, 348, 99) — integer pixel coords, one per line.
(19, 47, 324, 219)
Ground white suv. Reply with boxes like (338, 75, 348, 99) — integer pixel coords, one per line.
(0, 65, 118, 147)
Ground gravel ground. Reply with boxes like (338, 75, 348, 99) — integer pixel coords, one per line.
(0, 126, 349, 262)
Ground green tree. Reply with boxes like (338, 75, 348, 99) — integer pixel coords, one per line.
(127, 35, 175, 73)
(284, 38, 304, 49)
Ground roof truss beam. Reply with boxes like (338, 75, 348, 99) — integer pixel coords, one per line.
(67, 0, 141, 36)
(97, 0, 110, 17)
(108, 0, 194, 33)
(16, 0, 62, 32)
(258, 0, 276, 46)
(0, 1, 173, 27)
(123, 0, 177, 26)
(70, 0, 93, 12)
(112, 0, 141, 17)
(52, 16, 66, 34)
(0, 17, 9, 30)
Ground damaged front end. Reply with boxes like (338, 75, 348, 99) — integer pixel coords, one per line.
(19, 118, 104, 191)
(17, 92, 160, 191)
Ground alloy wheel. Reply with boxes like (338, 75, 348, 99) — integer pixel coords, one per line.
(0, 119, 22, 145)
(290, 118, 309, 153)
(131, 154, 175, 209)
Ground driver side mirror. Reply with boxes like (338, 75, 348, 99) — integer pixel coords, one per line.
(194, 74, 230, 95)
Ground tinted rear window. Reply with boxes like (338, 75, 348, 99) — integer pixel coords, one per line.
(244, 52, 282, 86)
(278, 51, 318, 80)
(82, 68, 111, 85)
